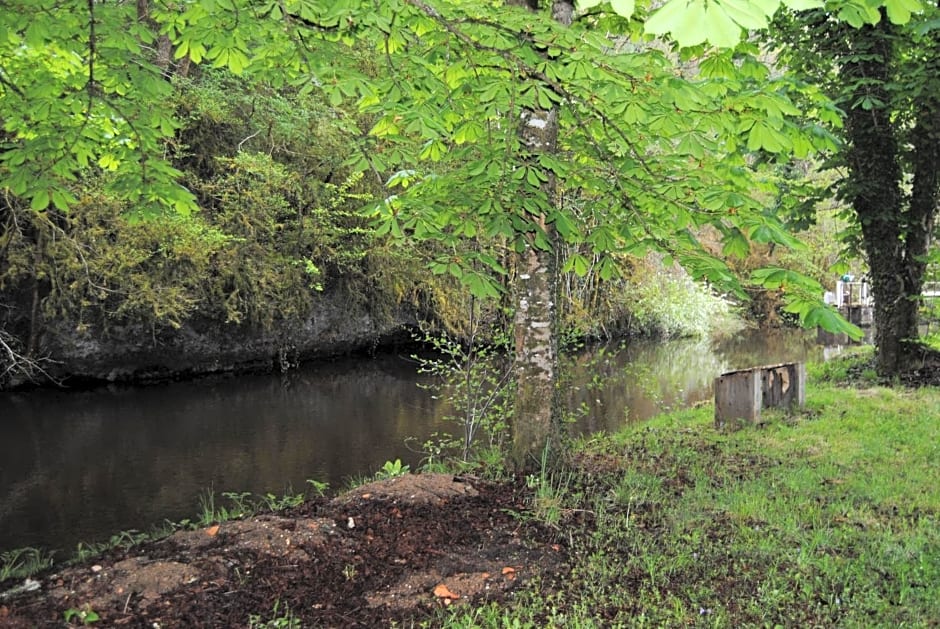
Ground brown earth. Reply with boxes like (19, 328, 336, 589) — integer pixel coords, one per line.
(0, 474, 567, 628)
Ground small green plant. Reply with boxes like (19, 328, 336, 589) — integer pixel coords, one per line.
(107, 529, 148, 550)
(220, 491, 256, 518)
(0, 547, 54, 581)
(525, 447, 579, 529)
(198, 490, 257, 526)
(248, 600, 301, 629)
(64, 604, 100, 625)
(412, 304, 513, 469)
(305, 478, 330, 497)
(375, 459, 410, 480)
(262, 491, 304, 511)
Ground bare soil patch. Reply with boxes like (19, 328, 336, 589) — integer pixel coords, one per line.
(0, 474, 566, 628)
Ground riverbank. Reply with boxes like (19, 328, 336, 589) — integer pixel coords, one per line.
(0, 330, 819, 556)
(2, 353, 938, 627)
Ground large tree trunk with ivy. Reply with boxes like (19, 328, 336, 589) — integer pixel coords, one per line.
(839, 19, 940, 376)
(508, 0, 572, 470)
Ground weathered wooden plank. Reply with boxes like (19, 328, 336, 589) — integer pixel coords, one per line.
(715, 362, 805, 430)
(714, 368, 761, 430)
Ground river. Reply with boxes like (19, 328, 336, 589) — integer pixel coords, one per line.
(0, 329, 832, 555)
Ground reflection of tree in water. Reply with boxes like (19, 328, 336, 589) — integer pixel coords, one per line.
(714, 329, 822, 371)
(564, 330, 822, 434)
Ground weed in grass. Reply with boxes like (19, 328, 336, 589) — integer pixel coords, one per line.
(197, 489, 229, 526)
(524, 447, 584, 529)
(73, 541, 108, 564)
(341, 473, 373, 492)
(608, 468, 663, 510)
(198, 487, 309, 526)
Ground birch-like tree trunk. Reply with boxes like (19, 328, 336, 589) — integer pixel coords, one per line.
(509, 1, 573, 470)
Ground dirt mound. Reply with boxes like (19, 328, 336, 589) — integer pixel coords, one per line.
(333, 473, 480, 506)
(0, 474, 566, 628)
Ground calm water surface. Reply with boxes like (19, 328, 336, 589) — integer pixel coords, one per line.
(0, 329, 828, 554)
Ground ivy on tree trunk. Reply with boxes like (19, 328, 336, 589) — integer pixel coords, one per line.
(774, 6, 940, 377)
(838, 17, 940, 375)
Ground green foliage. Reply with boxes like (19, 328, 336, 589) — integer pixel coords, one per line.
(11, 0, 919, 390)
(192, 153, 372, 325)
(622, 262, 738, 339)
(559, 247, 741, 341)
(0, 547, 54, 582)
(4, 0, 884, 359)
(0, 0, 196, 215)
(64, 604, 100, 626)
(374, 459, 410, 480)
(0, 161, 380, 365)
(580, 0, 924, 48)
(412, 309, 514, 469)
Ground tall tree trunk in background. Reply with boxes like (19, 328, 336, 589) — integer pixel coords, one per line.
(509, 1, 573, 470)
(137, 0, 190, 77)
(840, 19, 940, 376)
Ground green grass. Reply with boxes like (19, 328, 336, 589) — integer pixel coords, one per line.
(0, 547, 54, 582)
(437, 364, 940, 627)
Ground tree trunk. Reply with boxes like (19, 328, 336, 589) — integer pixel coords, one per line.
(508, 0, 572, 470)
(512, 229, 559, 468)
(840, 19, 922, 376)
(137, 0, 184, 76)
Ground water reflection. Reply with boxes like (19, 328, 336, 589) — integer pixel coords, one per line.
(0, 357, 445, 555)
(566, 329, 822, 434)
(0, 329, 824, 554)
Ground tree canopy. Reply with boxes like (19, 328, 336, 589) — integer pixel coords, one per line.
(5, 0, 936, 443)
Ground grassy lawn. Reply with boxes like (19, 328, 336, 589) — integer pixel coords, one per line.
(439, 352, 940, 627)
